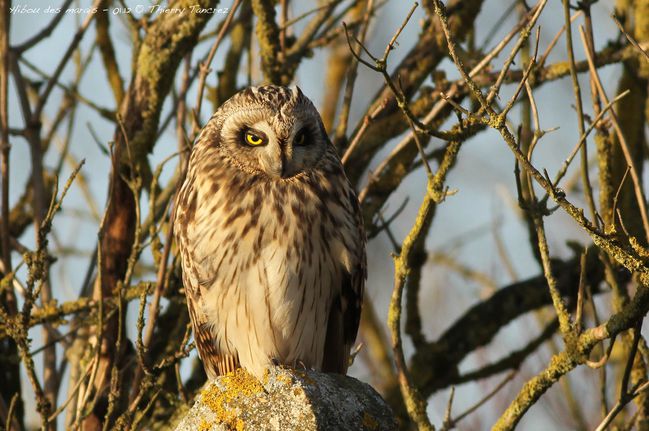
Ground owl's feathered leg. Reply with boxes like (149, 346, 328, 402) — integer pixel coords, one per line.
(214, 354, 240, 377)
(191, 319, 240, 378)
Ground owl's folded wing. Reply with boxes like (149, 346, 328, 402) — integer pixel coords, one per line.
(183, 272, 240, 379)
(322, 183, 366, 374)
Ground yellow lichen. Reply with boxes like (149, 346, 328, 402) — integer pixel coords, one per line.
(199, 419, 213, 431)
(630, 236, 649, 259)
(275, 370, 295, 386)
(201, 368, 264, 430)
(235, 418, 245, 431)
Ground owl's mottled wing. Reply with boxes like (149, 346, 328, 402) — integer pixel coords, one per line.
(174, 175, 239, 379)
(182, 275, 223, 378)
(184, 287, 240, 377)
(322, 179, 366, 374)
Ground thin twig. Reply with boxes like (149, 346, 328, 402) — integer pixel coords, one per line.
(33, 0, 102, 118)
(0, 0, 15, 316)
(280, 0, 288, 60)
(596, 348, 649, 431)
(550, 90, 630, 190)
(612, 14, 649, 61)
(343, 13, 466, 142)
(538, 10, 582, 68)
(46, 357, 96, 423)
(12, 0, 74, 53)
(481, 0, 548, 109)
(562, 0, 598, 227)
(575, 251, 587, 333)
(389, 177, 436, 431)
(333, 0, 374, 146)
(578, 26, 649, 244)
(193, 0, 241, 133)
(440, 387, 454, 430)
(531, 200, 573, 337)
(4, 392, 19, 431)
(450, 372, 516, 427)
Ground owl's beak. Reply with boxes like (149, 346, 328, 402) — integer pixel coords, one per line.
(264, 141, 296, 179)
(280, 159, 299, 179)
(265, 151, 291, 179)
(279, 148, 298, 178)
(278, 151, 288, 178)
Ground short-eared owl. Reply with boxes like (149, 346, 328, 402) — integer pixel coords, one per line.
(174, 85, 366, 380)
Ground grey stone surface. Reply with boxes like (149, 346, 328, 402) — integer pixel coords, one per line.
(174, 367, 397, 430)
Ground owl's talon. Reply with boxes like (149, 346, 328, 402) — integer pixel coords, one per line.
(296, 360, 308, 370)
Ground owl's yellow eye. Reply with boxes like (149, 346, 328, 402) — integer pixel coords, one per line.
(244, 131, 265, 146)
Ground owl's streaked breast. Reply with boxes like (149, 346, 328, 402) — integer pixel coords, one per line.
(180, 149, 357, 379)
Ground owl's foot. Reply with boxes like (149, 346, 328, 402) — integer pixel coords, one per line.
(269, 358, 314, 372)
(293, 359, 316, 371)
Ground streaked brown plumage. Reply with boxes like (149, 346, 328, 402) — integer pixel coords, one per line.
(174, 85, 366, 380)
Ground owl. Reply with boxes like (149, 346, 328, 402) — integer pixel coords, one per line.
(174, 85, 366, 381)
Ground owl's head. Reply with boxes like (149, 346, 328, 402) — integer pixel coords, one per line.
(203, 85, 330, 179)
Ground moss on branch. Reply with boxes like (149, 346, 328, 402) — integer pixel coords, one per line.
(0, 282, 153, 338)
(250, 0, 283, 84)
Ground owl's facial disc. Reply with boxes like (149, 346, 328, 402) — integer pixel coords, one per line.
(249, 119, 323, 179)
(216, 86, 328, 179)
(222, 113, 325, 179)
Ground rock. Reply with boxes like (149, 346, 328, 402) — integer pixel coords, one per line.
(174, 367, 398, 431)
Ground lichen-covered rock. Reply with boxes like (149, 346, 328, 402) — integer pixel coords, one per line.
(174, 367, 397, 431)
